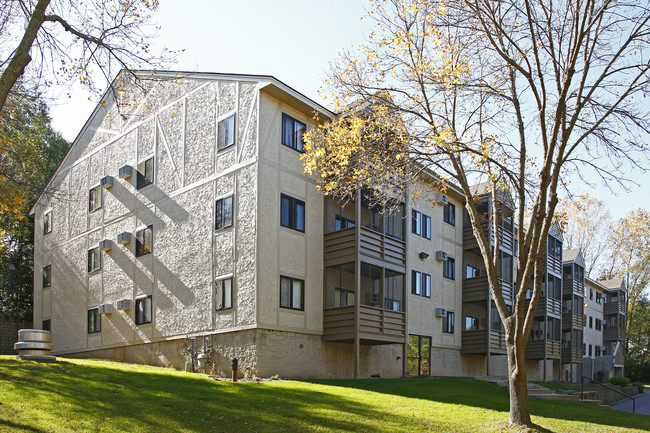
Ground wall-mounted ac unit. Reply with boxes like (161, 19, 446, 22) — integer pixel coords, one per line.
(601, 320, 607, 325)
(116, 299, 131, 310)
(117, 232, 131, 245)
(98, 303, 113, 314)
(601, 345, 606, 351)
(435, 251, 448, 261)
(99, 239, 113, 251)
(118, 165, 133, 179)
(436, 193, 449, 205)
(435, 308, 448, 317)
(101, 176, 114, 189)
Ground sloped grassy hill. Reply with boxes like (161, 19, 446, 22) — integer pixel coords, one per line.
(0, 356, 648, 432)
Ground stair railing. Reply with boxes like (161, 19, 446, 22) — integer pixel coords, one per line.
(580, 375, 637, 413)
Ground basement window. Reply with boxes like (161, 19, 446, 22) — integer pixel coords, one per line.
(136, 295, 152, 325)
(280, 275, 304, 311)
(216, 277, 233, 310)
(88, 308, 101, 333)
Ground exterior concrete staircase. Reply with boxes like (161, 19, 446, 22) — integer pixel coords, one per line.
(486, 379, 603, 405)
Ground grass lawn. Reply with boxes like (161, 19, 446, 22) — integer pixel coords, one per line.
(1, 356, 648, 432)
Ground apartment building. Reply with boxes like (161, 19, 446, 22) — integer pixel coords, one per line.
(31, 71, 623, 381)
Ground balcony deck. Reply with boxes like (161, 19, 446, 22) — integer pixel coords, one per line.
(561, 347, 584, 364)
(526, 339, 561, 360)
(604, 327, 626, 342)
(563, 277, 585, 297)
(528, 297, 562, 317)
(324, 227, 406, 271)
(604, 301, 626, 316)
(461, 329, 507, 355)
(323, 305, 406, 345)
(463, 224, 515, 253)
(463, 276, 514, 304)
(562, 312, 585, 330)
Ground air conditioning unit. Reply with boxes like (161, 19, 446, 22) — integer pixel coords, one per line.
(118, 165, 133, 179)
(116, 299, 131, 310)
(98, 303, 113, 314)
(100, 175, 114, 189)
(601, 345, 606, 351)
(99, 239, 112, 251)
(435, 308, 448, 317)
(435, 251, 448, 261)
(601, 320, 607, 325)
(436, 193, 449, 205)
(117, 232, 131, 245)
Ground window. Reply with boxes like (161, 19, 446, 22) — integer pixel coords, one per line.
(281, 113, 306, 152)
(411, 270, 421, 295)
(216, 277, 233, 310)
(384, 270, 404, 311)
(589, 316, 593, 328)
(215, 196, 233, 230)
(280, 276, 304, 310)
(137, 157, 154, 189)
(443, 311, 455, 333)
(595, 319, 602, 331)
(548, 236, 562, 258)
(280, 194, 305, 232)
(136, 225, 153, 257)
(588, 344, 593, 357)
(43, 264, 51, 288)
(335, 215, 355, 230)
(422, 215, 431, 239)
(443, 202, 455, 226)
(595, 346, 601, 356)
(42, 319, 50, 331)
(218, 113, 236, 150)
(412, 210, 421, 235)
(413, 210, 431, 239)
(590, 289, 594, 300)
(385, 204, 404, 240)
(466, 265, 480, 279)
(135, 295, 152, 325)
(88, 308, 101, 333)
(44, 211, 52, 234)
(87, 247, 101, 273)
(407, 335, 431, 376)
(499, 252, 513, 283)
(596, 292, 602, 304)
(443, 257, 455, 280)
(412, 271, 431, 297)
(88, 185, 102, 212)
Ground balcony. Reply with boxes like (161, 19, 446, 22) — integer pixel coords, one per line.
(561, 347, 584, 364)
(324, 227, 406, 270)
(604, 301, 626, 316)
(562, 312, 585, 330)
(604, 327, 626, 342)
(463, 275, 514, 304)
(463, 223, 514, 253)
(526, 339, 561, 360)
(563, 277, 585, 296)
(529, 297, 562, 317)
(323, 305, 406, 345)
(461, 329, 507, 355)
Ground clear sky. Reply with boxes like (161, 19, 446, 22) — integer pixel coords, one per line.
(47, 0, 647, 222)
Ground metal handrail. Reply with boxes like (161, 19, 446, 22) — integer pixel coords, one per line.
(581, 375, 637, 413)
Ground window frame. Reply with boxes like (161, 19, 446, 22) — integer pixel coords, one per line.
(443, 257, 456, 280)
(412, 210, 422, 235)
(87, 247, 101, 273)
(216, 277, 233, 311)
(215, 195, 234, 230)
(42, 319, 50, 331)
(217, 113, 236, 151)
(43, 264, 52, 288)
(443, 202, 456, 226)
(281, 113, 306, 152)
(443, 311, 455, 334)
(87, 308, 101, 334)
(136, 156, 154, 190)
(88, 184, 102, 213)
(280, 194, 305, 233)
(135, 225, 153, 257)
(411, 270, 421, 295)
(44, 210, 52, 234)
(280, 275, 304, 311)
(135, 295, 152, 325)
(335, 214, 355, 230)
(422, 214, 431, 239)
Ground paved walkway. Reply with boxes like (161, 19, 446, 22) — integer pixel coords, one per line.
(611, 389, 650, 415)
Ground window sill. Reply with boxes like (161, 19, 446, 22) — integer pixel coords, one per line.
(279, 307, 305, 314)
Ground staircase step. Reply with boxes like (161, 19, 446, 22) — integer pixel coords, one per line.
(581, 399, 603, 406)
(530, 393, 580, 401)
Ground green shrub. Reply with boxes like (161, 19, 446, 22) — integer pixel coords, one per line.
(610, 376, 631, 387)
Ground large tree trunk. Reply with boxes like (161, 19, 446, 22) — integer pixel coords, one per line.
(507, 335, 531, 426)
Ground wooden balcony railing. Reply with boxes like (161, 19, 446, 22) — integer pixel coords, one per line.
(526, 339, 561, 360)
(604, 327, 626, 342)
(463, 223, 514, 253)
(323, 305, 406, 345)
(461, 329, 507, 355)
(604, 301, 626, 316)
(463, 275, 514, 304)
(323, 227, 406, 269)
(561, 347, 584, 364)
(562, 312, 585, 329)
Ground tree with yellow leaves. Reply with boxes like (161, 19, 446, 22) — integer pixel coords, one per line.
(304, 0, 650, 426)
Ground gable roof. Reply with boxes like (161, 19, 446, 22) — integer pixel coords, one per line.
(562, 248, 585, 267)
(30, 70, 336, 214)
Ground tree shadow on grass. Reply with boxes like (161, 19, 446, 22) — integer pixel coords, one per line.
(305, 377, 650, 432)
(0, 359, 454, 433)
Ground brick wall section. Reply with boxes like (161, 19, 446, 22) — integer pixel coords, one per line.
(0, 318, 31, 355)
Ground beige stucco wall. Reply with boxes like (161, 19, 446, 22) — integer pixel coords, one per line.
(33, 77, 261, 355)
(407, 179, 464, 351)
(584, 281, 606, 358)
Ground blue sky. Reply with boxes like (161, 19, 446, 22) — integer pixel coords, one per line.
(47, 0, 647, 221)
